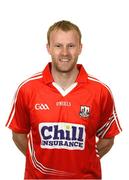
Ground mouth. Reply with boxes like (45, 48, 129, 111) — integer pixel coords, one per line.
(59, 58, 71, 62)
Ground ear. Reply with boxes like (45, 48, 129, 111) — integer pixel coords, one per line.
(46, 43, 51, 54)
(79, 43, 83, 55)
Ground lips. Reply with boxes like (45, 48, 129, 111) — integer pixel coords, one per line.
(59, 57, 71, 62)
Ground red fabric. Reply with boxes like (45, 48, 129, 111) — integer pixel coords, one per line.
(6, 63, 121, 179)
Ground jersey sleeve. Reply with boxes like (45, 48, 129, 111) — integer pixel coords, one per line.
(96, 86, 122, 138)
(6, 86, 30, 133)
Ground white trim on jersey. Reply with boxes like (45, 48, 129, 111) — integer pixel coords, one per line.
(6, 73, 43, 128)
(97, 118, 115, 138)
(52, 82, 78, 97)
(88, 75, 122, 135)
(95, 145, 100, 158)
(28, 131, 74, 176)
(97, 115, 115, 134)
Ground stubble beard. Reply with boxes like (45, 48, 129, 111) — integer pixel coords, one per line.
(52, 57, 78, 73)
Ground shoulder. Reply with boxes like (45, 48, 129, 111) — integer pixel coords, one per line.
(16, 72, 43, 94)
(87, 74, 113, 96)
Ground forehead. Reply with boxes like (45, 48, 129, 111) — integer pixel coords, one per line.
(49, 29, 80, 43)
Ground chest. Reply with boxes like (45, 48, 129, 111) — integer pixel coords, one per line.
(27, 84, 101, 137)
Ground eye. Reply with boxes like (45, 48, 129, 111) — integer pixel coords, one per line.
(55, 44, 62, 48)
(68, 44, 75, 48)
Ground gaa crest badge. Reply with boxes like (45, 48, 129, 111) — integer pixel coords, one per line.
(80, 106, 90, 118)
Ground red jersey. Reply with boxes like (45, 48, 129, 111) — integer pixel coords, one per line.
(6, 63, 122, 179)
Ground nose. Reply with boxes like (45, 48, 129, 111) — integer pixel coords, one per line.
(61, 47, 69, 55)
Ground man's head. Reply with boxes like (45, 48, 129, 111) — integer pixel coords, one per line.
(47, 20, 82, 45)
(46, 20, 82, 73)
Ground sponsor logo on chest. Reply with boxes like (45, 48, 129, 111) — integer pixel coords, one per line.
(39, 123, 86, 150)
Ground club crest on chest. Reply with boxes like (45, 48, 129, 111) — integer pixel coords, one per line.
(79, 105, 90, 118)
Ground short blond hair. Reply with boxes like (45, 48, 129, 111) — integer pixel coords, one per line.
(47, 20, 82, 45)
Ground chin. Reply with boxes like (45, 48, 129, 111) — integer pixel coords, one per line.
(53, 61, 77, 73)
(57, 67, 75, 73)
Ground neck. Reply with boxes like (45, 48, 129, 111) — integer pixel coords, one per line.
(51, 66, 79, 90)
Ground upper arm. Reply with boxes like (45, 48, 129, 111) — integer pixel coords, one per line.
(97, 137, 114, 148)
(12, 131, 28, 140)
(12, 131, 28, 155)
(6, 87, 30, 133)
(12, 131, 28, 144)
(97, 137, 115, 158)
(96, 86, 122, 139)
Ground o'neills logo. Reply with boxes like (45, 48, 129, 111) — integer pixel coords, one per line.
(39, 123, 86, 150)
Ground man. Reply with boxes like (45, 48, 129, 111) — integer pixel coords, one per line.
(6, 20, 122, 179)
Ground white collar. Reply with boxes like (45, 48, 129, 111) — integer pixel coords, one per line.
(52, 82, 78, 96)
